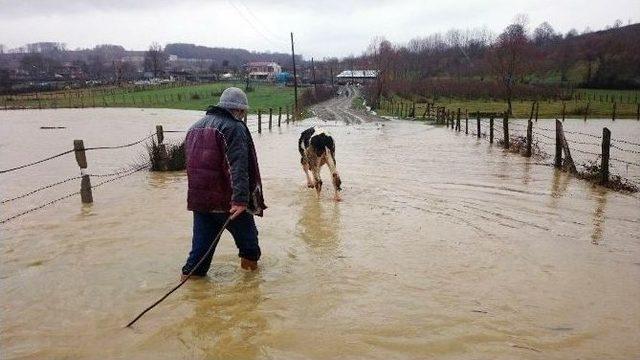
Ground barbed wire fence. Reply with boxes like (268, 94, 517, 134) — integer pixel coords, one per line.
(417, 106, 640, 192)
(1, 109, 305, 225)
(0, 130, 163, 224)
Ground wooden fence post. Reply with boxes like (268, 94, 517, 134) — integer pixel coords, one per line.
(601, 128, 611, 184)
(503, 113, 509, 149)
(534, 101, 539, 122)
(156, 125, 168, 171)
(555, 120, 562, 168)
(74, 140, 93, 203)
(562, 102, 566, 122)
(489, 116, 494, 143)
(456, 108, 461, 131)
(476, 113, 481, 138)
(258, 110, 262, 133)
(156, 125, 164, 144)
(269, 108, 273, 130)
(584, 102, 590, 121)
(525, 120, 533, 157)
(612, 102, 616, 121)
(465, 111, 469, 134)
(278, 107, 282, 127)
(529, 101, 535, 121)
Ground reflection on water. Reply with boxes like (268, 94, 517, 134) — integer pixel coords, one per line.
(589, 186, 608, 245)
(296, 191, 341, 254)
(1, 109, 639, 359)
(178, 275, 267, 359)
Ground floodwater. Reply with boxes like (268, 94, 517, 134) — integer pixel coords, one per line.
(1, 105, 639, 360)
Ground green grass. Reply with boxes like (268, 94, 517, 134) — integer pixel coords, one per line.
(1, 82, 295, 114)
(572, 88, 640, 104)
(351, 96, 366, 110)
(380, 95, 640, 120)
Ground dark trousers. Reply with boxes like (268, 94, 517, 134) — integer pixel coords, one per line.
(182, 211, 261, 276)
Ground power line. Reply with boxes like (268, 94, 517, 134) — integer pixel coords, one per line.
(226, 0, 289, 52)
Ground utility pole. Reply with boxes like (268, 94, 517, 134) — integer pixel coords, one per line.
(330, 65, 334, 91)
(290, 32, 299, 119)
(311, 57, 317, 93)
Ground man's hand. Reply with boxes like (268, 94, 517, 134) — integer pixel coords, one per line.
(229, 204, 247, 219)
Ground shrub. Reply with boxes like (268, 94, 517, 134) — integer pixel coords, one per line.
(147, 139, 186, 171)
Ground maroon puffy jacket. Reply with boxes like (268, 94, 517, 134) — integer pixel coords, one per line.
(185, 106, 266, 216)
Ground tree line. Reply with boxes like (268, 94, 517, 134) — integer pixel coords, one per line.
(349, 17, 640, 113)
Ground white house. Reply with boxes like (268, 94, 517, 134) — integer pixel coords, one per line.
(246, 61, 282, 80)
(336, 70, 378, 84)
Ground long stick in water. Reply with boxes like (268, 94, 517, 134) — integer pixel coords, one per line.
(126, 215, 232, 328)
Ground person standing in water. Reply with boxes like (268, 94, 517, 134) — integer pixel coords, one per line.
(181, 87, 266, 279)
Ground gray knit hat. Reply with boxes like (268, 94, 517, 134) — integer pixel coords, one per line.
(217, 87, 249, 110)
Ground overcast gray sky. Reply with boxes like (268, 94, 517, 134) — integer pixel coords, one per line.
(0, 0, 638, 59)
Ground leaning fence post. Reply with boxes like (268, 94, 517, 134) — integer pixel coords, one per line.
(489, 116, 494, 143)
(74, 140, 93, 203)
(601, 128, 611, 184)
(525, 120, 533, 157)
(476, 113, 481, 138)
(555, 120, 562, 168)
(529, 101, 535, 121)
(258, 109, 262, 133)
(503, 112, 509, 149)
(278, 106, 282, 127)
(269, 108, 273, 130)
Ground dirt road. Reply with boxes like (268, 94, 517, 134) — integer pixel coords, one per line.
(310, 86, 383, 124)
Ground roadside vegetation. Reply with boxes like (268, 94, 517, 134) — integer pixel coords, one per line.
(378, 90, 640, 119)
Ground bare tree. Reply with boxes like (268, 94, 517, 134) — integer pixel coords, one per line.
(366, 36, 396, 108)
(533, 22, 557, 45)
(144, 42, 168, 78)
(489, 22, 533, 115)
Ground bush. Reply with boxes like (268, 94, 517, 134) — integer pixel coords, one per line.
(147, 139, 186, 171)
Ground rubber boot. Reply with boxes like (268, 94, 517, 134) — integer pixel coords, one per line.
(240, 257, 258, 271)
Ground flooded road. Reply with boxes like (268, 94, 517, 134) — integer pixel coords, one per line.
(1, 104, 639, 359)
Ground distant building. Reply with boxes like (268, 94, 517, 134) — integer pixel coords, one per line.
(336, 70, 378, 84)
(246, 61, 282, 80)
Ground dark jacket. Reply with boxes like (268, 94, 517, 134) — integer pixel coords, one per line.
(185, 106, 266, 216)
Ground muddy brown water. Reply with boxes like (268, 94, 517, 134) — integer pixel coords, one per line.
(1, 106, 639, 359)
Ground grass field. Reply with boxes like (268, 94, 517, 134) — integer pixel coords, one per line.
(380, 94, 640, 120)
(572, 88, 640, 104)
(0, 82, 295, 114)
